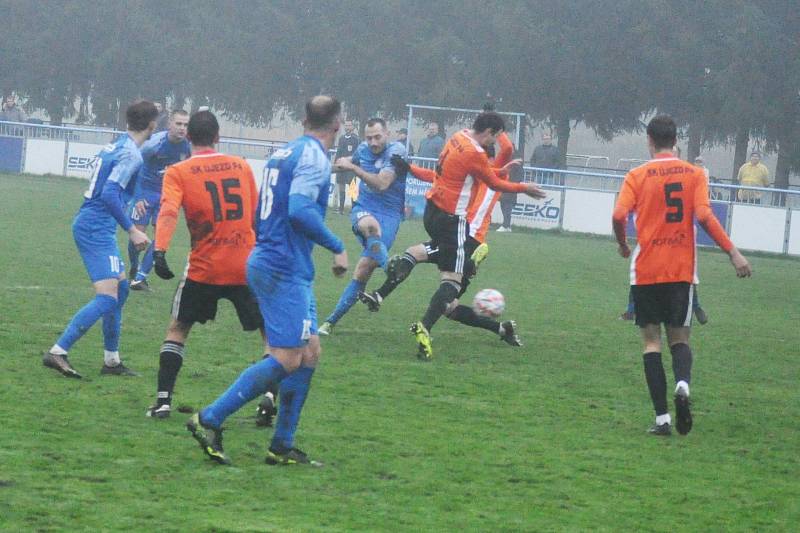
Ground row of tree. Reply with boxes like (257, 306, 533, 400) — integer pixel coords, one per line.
(1, 0, 797, 184)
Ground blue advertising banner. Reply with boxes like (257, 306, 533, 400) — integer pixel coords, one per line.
(0, 136, 23, 172)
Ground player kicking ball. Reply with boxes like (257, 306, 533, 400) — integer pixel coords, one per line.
(612, 114, 751, 436)
(317, 118, 407, 335)
(42, 101, 157, 378)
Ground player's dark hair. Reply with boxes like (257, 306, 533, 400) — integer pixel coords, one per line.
(126, 100, 159, 132)
(366, 117, 386, 129)
(187, 110, 219, 146)
(646, 115, 677, 150)
(170, 109, 189, 118)
(472, 112, 505, 134)
(305, 95, 341, 130)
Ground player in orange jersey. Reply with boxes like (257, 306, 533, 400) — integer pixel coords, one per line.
(144, 111, 265, 419)
(612, 114, 751, 437)
(404, 112, 544, 359)
(358, 131, 524, 346)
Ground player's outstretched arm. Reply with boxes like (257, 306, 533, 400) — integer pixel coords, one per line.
(693, 179, 751, 277)
(407, 162, 435, 183)
(336, 157, 395, 192)
(471, 155, 543, 197)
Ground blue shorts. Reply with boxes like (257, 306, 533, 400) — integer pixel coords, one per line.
(349, 205, 402, 251)
(247, 263, 317, 349)
(73, 219, 124, 283)
(130, 189, 161, 226)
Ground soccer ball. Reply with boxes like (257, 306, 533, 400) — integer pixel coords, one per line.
(472, 288, 505, 318)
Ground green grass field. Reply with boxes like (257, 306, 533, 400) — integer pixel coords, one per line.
(1, 173, 798, 532)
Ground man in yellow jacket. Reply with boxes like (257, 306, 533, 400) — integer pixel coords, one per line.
(737, 151, 770, 203)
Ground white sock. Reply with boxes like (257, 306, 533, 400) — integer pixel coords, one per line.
(50, 344, 68, 355)
(675, 380, 690, 397)
(104, 350, 121, 367)
(656, 413, 671, 426)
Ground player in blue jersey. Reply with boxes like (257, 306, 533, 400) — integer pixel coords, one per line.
(186, 96, 348, 466)
(317, 118, 407, 335)
(42, 101, 158, 378)
(128, 109, 190, 291)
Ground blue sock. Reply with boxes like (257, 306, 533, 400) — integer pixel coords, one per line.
(102, 280, 129, 352)
(362, 236, 388, 269)
(137, 241, 155, 281)
(325, 279, 365, 325)
(128, 240, 140, 273)
(200, 356, 289, 428)
(56, 294, 118, 352)
(271, 366, 315, 452)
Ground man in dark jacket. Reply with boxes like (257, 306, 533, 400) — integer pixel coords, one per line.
(334, 119, 360, 213)
(530, 132, 562, 185)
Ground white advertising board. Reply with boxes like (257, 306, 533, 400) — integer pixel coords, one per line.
(66, 143, 105, 179)
(24, 139, 65, 175)
(489, 190, 563, 229)
(786, 210, 800, 256)
(246, 158, 265, 188)
(730, 204, 786, 254)
(562, 189, 616, 236)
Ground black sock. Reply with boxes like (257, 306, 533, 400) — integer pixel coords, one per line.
(338, 189, 345, 211)
(421, 280, 460, 331)
(376, 252, 417, 299)
(643, 352, 668, 416)
(157, 341, 185, 407)
(447, 305, 500, 333)
(670, 343, 693, 384)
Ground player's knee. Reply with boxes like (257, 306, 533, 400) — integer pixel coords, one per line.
(166, 319, 192, 342)
(95, 294, 118, 315)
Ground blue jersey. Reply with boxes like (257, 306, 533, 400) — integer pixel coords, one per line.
(78, 134, 143, 233)
(352, 141, 408, 217)
(137, 131, 190, 192)
(251, 135, 333, 283)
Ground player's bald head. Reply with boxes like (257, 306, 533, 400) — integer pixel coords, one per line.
(304, 95, 341, 131)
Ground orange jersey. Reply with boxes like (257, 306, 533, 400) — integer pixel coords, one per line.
(612, 153, 733, 285)
(426, 130, 526, 216)
(413, 132, 516, 243)
(155, 150, 257, 285)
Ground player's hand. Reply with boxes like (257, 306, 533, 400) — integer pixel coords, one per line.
(153, 250, 175, 280)
(334, 157, 355, 172)
(390, 154, 411, 176)
(729, 248, 752, 278)
(522, 182, 547, 199)
(618, 242, 631, 258)
(332, 250, 348, 278)
(128, 226, 150, 252)
(134, 200, 149, 218)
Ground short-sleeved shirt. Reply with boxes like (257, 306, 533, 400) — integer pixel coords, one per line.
(351, 141, 408, 217)
(615, 154, 713, 285)
(249, 135, 332, 283)
(137, 131, 191, 193)
(77, 134, 143, 234)
(156, 151, 257, 285)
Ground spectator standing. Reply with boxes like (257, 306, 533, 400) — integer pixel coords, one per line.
(736, 151, 770, 203)
(154, 102, 169, 132)
(417, 122, 445, 159)
(530, 132, 562, 184)
(334, 119, 360, 214)
(0, 95, 27, 122)
(396, 128, 414, 156)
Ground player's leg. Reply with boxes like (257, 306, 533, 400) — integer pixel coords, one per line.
(692, 285, 707, 324)
(187, 269, 307, 464)
(268, 293, 321, 465)
(321, 212, 384, 332)
(99, 271, 138, 376)
(132, 197, 159, 290)
(146, 319, 192, 418)
(632, 284, 671, 435)
(666, 282, 694, 435)
(620, 287, 635, 320)
(337, 180, 347, 214)
(127, 220, 147, 279)
(361, 242, 432, 311)
(45, 230, 124, 378)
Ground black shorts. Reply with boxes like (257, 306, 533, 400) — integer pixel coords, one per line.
(423, 200, 477, 274)
(632, 282, 693, 328)
(171, 278, 262, 331)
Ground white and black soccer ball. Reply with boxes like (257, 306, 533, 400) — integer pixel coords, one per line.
(472, 288, 505, 318)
